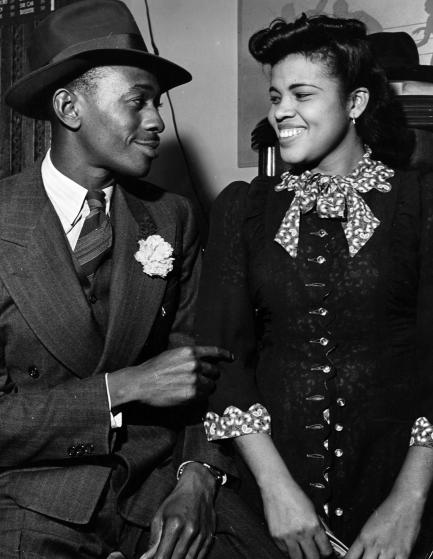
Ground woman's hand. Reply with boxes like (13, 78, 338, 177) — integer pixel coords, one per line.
(261, 475, 332, 559)
(346, 489, 423, 559)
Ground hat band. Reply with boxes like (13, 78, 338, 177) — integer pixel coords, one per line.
(50, 33, 148, 65)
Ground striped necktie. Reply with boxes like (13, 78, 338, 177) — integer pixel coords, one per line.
(74, 190, 113, 282)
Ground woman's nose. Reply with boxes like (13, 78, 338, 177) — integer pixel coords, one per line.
(274, 100, 296, 121)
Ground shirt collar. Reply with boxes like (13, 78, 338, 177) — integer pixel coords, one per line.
(41, 149, 114, 233)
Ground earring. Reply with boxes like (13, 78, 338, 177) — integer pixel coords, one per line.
(351, 116, 356, 125)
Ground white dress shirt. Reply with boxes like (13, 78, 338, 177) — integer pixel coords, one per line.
(41, 149, 121, 428)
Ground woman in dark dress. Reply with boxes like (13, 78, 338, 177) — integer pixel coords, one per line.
(197, 14, 433, 559)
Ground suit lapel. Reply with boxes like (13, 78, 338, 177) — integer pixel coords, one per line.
(0, 164, 104, 378)
(96, 184, 175, 372)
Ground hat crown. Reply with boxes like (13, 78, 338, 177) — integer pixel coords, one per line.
(5, 0, 191, 118)
(368, 31, 420, 70)
(29, 0, 145, 71)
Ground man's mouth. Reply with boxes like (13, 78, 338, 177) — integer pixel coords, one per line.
(134, 140, 160, 149)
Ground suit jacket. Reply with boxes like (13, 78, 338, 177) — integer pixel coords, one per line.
(0, 159, 202, 526)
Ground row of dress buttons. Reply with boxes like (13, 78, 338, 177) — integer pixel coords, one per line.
(67, 442, 94, 457)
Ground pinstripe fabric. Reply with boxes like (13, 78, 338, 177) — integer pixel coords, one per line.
(74, 190, 112, 281)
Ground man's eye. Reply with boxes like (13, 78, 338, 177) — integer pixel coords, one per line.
(130, 98, 145, 109)
(295, 92, 312, 100)
(270, 96, 280, 104)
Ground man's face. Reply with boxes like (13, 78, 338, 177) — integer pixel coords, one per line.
(77, 65, 164, 178)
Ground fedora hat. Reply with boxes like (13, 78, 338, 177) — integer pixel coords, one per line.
(367, 31, 433, 83)
(5, 0, 192, 119)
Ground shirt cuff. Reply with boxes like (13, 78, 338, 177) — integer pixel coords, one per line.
(204, 403, 271, 441)
(105, 372, 122, 429)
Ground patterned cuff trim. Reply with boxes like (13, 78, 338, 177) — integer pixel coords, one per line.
(204, 403, 271, 441)
(410, 417, 433, 449)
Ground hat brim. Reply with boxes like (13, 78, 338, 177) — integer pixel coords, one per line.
(5, 48, 192, 119)
(386, 65, 433, 83)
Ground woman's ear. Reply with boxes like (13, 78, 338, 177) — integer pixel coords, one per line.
(52, 88, 81, 130)
(348, 87, 370, 120)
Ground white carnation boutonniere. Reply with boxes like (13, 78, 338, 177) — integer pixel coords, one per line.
(134, 234, 174, 278)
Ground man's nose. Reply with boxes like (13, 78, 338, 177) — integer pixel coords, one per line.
(143, 106, 165, 133)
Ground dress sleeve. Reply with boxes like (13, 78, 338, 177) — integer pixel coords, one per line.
(415, 170, 433, 428)
(195, 181, 270, 440)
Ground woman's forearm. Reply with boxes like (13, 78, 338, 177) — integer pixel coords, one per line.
(391, 445, 433, 502)
(234, 432, 297, 490)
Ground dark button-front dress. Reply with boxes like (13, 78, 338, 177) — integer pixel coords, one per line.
(196, 168, 433, 551)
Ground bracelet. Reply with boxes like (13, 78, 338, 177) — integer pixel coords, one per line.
(176, 460, 228, 486)
(409, 417, 433, 449)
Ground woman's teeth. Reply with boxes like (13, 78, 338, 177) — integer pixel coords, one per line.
(279, 128, 303, 138)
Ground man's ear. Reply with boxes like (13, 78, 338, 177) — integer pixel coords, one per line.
(52, 88, 81, 130)
(348, 87, 370, 120)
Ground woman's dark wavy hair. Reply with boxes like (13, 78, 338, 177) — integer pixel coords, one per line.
(249, 15, 414, 168)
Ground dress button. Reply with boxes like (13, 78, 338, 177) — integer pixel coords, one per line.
(311, 364, 331, 373)
(306, 394, 325, 401)
(323, 440, 329, 450)
(334, 448, 343, 457)
(336, 398, 346, 407)
(305, 423, 324, 430)
(335, 508, 344, 517)
(310, 482, 326, 489)
(28, 366, 40, 379)
(335, 423, 344, 432)
(309, 307, 328, 316)
(310, 229, 328, 238)
(309, 337, 329, 346)
(88, 295, 97, 304)
(308, 255, 327, 264)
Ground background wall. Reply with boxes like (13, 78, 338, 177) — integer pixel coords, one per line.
(124, 0, 255, 223)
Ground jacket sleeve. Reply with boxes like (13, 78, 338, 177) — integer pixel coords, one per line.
(0, 363, 112, 467)
(167, 195, 201, 349)
(181, 181, 264, 473)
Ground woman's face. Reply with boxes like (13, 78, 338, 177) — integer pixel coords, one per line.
(268, 53, 363, 174)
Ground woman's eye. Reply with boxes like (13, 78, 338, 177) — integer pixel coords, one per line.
(295, 92, 312, 100)
(270, 96, 281, 104)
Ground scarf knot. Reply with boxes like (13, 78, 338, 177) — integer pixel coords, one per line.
(274, 147, 394, 257)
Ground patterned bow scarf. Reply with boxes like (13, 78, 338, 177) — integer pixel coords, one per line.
(274, 147, 394, 257)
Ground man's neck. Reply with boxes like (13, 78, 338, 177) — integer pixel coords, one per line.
(50, 145, 114, 190)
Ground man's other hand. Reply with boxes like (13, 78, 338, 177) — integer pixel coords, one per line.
(145, 462, 218, 559)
